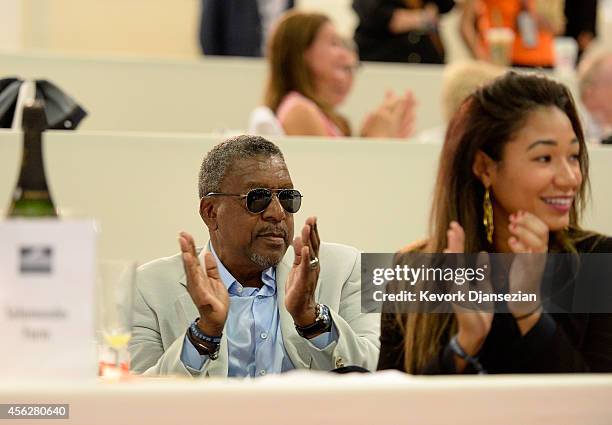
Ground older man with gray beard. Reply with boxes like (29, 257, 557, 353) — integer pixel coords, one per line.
(129, 135, 379, 377)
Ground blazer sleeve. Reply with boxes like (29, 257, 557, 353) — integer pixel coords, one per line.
(129, 281, 230, 378)
(306, 250, 381, 371)
(129, 283, 166, 374)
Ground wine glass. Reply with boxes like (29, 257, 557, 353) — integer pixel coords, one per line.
(96, 259, 136, 376)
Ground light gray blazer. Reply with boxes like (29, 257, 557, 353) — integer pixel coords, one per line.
(129, 241, 380, 377)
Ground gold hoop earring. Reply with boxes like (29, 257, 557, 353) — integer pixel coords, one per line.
(483, 187, 494, 244)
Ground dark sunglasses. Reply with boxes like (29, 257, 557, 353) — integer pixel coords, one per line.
(205, 188, 303, 214)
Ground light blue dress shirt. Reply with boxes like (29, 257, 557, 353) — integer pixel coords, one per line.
(180, 245, 337, 377)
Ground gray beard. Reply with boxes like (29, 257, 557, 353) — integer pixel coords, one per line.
(249, 251, 282, 269)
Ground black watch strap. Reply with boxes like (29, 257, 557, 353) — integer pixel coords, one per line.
(295, 304, 332, 339)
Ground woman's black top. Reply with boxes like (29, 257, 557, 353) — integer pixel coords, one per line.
(377, 235, 612, 373)
(352, 0, 454, 64)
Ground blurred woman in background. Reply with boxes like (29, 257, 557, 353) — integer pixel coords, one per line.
(378, 72, 612, 374)
(262, 11, 415, 138)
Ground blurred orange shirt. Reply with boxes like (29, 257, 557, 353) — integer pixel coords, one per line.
(477, 0, 555, 67)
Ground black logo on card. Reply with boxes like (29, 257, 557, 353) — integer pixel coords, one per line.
(20, 246, 53, 274)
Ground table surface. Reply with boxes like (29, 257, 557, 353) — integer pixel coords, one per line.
(2, 371, 612, 425)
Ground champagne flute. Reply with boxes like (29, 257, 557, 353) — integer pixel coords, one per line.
(96, 259, 136, 374)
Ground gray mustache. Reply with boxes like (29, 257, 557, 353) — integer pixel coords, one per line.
(257, 226, 289, 241)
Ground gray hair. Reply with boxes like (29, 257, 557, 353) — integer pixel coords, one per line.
(577, 50, 612, 98)
(198, 135, 284, 198)
(441, 60, 505, 122)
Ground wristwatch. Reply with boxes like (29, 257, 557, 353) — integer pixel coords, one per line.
(295, 304, 332, 339)
(187, 319, 222, 360)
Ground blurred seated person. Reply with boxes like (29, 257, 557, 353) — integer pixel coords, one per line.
(577, 51, 612, 144)
(564, 0, 598, 63)
(416, 59, 504, 143)
(379, 72, 612, 374)
(129, 135, 380, 377)
(199, 0, 294, 57)
(262, 11, 415, 138)
(460, 0, 564, 68)
(352, 0, 455, 64)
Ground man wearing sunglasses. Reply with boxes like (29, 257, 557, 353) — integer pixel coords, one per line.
(129, 135, 380, 377)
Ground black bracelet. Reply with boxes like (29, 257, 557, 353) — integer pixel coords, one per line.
(449, 335, 487, 374)
(186, 329, 220, 360)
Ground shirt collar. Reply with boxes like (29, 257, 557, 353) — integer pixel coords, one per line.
(207, 243, 276, 296)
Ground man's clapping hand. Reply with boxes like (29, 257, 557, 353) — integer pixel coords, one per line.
(285, 216, 321, 329)
(179, 232, 229, 336)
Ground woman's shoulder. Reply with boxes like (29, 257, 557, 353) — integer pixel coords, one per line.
(394, 239, 429, 267)
(574, 233, 612, 253)
(277, 91, 319, 116)
(276, 91, 333, 136)
(397, 238, 429, 254)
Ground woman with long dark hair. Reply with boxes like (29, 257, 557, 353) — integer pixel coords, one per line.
(378, 72, 612, 374)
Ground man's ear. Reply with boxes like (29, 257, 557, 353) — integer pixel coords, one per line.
(200, 197, 218, 230)
(472, 150, 497, 188)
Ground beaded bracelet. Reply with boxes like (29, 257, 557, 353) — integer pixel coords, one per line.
(190, 318, 222, 344)
(186, 327, 220, 360)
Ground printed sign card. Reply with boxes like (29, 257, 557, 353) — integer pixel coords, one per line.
(0, 219, 97, 380)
